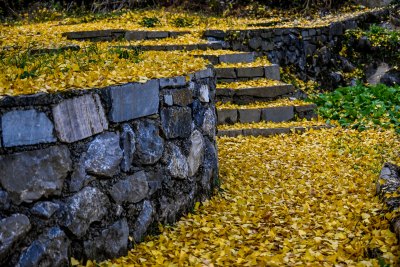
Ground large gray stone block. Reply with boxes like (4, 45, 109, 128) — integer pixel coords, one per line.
(125, 31, 147, 40)
(217, 109, 238, 125)
(164, 143, 189, 179)
(133, 200, 154, 243)
(109, 80, 160, 123)
(0, 146, 72, 204)
(237, 67, 264, 78)
(160, 107, 192, 139)
(219, 53, 255, 64)
(160, 76, 186, 89)
(261, 106, 294, 122)
(84, 219, 129, 261)
(133, 120, 164, 165)
(120, 124, 136, 172)
(264, 65, 281, 80)
(17, 227, 70, 267)
(53, 94, 108, 143)
(0, 214, 31, 264)
(61, 187, 110, 238)
(215, 68, 237, 79)
(164, 88, 193, 106)
(2, 109, 56, 147)
(238, 109, 261, 123)
(85, 132, 123, 178)
(110, 171, 149, 204)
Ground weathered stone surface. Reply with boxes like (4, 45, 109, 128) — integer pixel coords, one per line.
(110, 171, 149, 204)
(165, 88, 193, 106)
(147, 31, 169, 39)
(85, 132, 123, 177)
(0, 146, 72, 204)
(133, 200, 154, 243)
(237, 67, 264, 78)
(200, 138, 219, 197)
(84, 219, 129, 261)
(195, 68, 214, 79)
(217, 109, 238, 125)
(62, 187, 109, 238)
(161, 107, 192, 139)
(261, 106, 294, 122)
(159, 189, 195, 223)
(108, 80, 160, 123)
(188, 130, 205, 177)
(2, 109, 56, 147)
(377, 163, 400, 195)
(219, 53, 255, 64)
(120, 124, 136, 172)
(215, 68, 237, 79)
(159, 76, 186, 88)
(125, 31, 146, 40)
(133, 120, 164, 165)
(264, 65, 281, 80)
(217, 129, 243, 137)
(242, 127, 291, 137)
(69, 154, 95, 193)
(17, 227, 70, 267)
(355, 0, 391, 7)
(238, 109, 261, 123)
(329, 22, 344, 36)
(235, 84, 294, 98)
(249, 37, 263, 50)
(31, 202, 60, 219)
(165, 143, 189, 179)
(0, 214, 31, 264)
(0, 190, 10, 210)
(164, 94, 173, 106)
(53, 94, 108, 143)
(199, 84, 210, 103)
(202, 107, 216, 137)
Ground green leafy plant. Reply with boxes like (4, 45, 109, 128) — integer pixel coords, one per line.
(171, 16, 193, 27)
(139, 16, 161, 28)
(310, 83, 400, 132)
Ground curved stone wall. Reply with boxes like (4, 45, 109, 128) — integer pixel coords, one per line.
(0, 68, 218, 265)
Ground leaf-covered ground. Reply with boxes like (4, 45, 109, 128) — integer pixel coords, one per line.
(86, 127, 400, 267)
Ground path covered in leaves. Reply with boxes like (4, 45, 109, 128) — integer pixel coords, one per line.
(97, 128, 399, 266)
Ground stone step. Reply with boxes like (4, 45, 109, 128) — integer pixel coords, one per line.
(215, 64, 280, 82)
(62, 30, 190, 41)
(193, 52, 255, 65)
(216, 79, 295, 104)
(216, 101, 318, 125)
(115, 42, 224, 51)
(217, 124, 332, 137)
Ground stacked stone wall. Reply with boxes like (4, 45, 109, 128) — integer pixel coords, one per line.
(0, 68, 218, 266)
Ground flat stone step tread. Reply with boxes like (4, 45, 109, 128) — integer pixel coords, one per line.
(215, 62, 280, 81)
(216, 100, 318, 124)
(217, 124, 333, 137)
(62, 29, 191, 41)
(216, 79, 294, 99)
(190, 51, 255, 65)
(115, 42, 224, 51)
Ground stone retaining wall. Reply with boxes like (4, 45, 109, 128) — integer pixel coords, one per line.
(0, 68, 218, 266)
(205, 9, 389, 86)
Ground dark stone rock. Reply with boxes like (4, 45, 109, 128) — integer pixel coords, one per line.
(133, 120, 164, 165)
(191, 100, 207, 127)
(188, 130, 205, 177)
(108, 80, 160, 123)
(249, 37, 262, 50)
(159, 76, 186, 88)
(164, 88, 193, 106)
(304, 42, 317, 56)
(215, 68, 237, 79)
(17, 227, 70, 267)
(133, 200, 154, 243)
(160, 107, 192, 139)
(52, 94, 108, 143)
(158, 188, 195, 224)
(238, 109, 261, 123)
(84, 219, 129, 261)
(261, 106, 294, 122)
(0, 190, 10, 210)
(146, 31, 169, 39)
(194, 68, 214, 79)
(357, 36, 372, 51)
(0, 146, 72, 204)
(381, 69, 400, 86)
(164, 143, 189, 179)
(2, 109, 56, 147)
(201, 138, 218, 197)
(120, 124, 136, 172)
(329, 71, 343, 88)
(202, 107, 216, 137)
(69, 154, 95, 193)
(237, 67, 264, 78)
(264, 65, 281, 80)
(0, 214, 31, 263)
(110, 171, 149, 204)
(61, 187, 109, 238)
(377, 162, 400, 196)
(31, 202, 60, 219)
(203, 30, 226, 39)
(317, 47, 331, 65)
(329, 22, 343, 36)
(85, 132, 123, 178)
(261, 42, 274, 51)
(217, 109, 238, 125)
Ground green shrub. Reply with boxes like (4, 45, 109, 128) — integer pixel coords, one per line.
(310, 83, 400, 132)
(171, 16, 193, 27)
(139, 16, 161, 28)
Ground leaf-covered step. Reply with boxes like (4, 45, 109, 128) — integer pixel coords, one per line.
(190, 50, 255, 65)
(215, 58, 280, 81)
(217, 120, 333, 137)
(216, 79, 294, 104)
(216, 99, 317, 125)
(62, 30, 191, 41)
